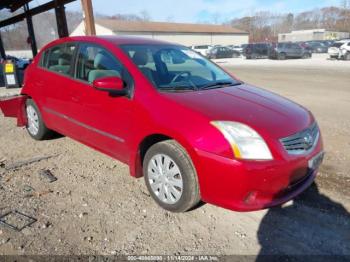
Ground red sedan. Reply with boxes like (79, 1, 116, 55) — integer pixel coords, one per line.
(0, 36, 324, 212)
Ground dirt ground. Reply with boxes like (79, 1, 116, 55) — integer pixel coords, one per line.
(0, 63, 349, 257)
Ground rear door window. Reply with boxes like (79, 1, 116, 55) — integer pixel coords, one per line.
(43, 43, 76, 76)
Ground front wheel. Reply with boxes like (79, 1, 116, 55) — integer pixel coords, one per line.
(143, 140, 201, 212)
(26, 99, 52, 140)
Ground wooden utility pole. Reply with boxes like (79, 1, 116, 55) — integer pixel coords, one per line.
(81, 0, 96, 36)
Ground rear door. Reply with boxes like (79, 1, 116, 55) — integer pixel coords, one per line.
(37, 43, 78, 134)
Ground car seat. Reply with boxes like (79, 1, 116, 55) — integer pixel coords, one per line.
(88, 52, 121, 83)
(132, 51, 156, 85)
(49, 53, 72, 74)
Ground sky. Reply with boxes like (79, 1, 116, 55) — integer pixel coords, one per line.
(35, 0, 343, 23)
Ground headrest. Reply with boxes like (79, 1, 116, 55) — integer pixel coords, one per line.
(132, 51, 148, 66)
(94, 52, 115, 70)
(58, 53, 71, 65)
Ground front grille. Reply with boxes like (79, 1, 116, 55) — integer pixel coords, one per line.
(280, 123, 319, 155)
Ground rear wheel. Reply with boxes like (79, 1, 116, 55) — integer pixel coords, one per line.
(278, 53, 286, 60)
(26, 99, 51, 140)
(143, 140, 201, 212)
(232, 52, 239, 58)
(345, 52, 350, 61)
(302, 53, 311, 59)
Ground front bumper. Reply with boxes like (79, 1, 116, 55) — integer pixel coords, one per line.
(194, 146, 323, 212)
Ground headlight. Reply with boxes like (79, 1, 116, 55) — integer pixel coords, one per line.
(211, 121, 273, 160)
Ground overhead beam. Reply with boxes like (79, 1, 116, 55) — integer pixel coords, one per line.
(9, 0, 32, 12)
(81, 0, 96, 36)
(0, 0, 76, 28)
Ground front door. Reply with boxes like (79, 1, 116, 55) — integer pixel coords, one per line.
(67, 43, 134, 163)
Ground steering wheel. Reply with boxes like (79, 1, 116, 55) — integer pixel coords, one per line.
(170, 71, 191, 84)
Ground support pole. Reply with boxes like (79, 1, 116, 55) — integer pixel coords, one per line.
(55, 3, 69, 38)
(0, 31, 6, 59)
(81, 0, 96, 36)
(24, 3, 38, 57)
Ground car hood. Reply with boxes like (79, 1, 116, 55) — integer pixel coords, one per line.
(162, 84, 313, 139)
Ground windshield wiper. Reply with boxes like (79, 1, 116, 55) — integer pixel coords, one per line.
(201, 81, 242, 90)
(159, 85, 198, 91)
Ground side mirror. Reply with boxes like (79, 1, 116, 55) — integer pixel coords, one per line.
(93, 76, 127, 96)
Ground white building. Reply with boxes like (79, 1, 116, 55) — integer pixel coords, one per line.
(71, 19, 249, 46)
(278, 29, 350, 42)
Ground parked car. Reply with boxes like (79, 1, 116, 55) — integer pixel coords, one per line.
(244, 43, 272, 59)
(190, 45, 213, 56)
(228, 45, 244, 54)
(269, 43, 312, 60)
(0, 36, 324, 213)
(297, 42, 313, 52)
(328, 41, 346, 59)
(306, 41, 328, 53)
(5, 55, 31, 70)
(339, 41, 350, 60)
(328, 40, 350, 60)
(241, 44, 248, 53)
(207, 46, 240, 59)
(321, 40, 335, 48)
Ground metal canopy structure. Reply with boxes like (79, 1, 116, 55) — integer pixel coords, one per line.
(0, 0, 96, 59)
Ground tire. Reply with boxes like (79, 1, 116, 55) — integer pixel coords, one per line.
(278, 53, 286, 60)
(302, 53, 311, 59)
(345, 52, 350, 61)
(143, 140, 201, 213)
(25, 99, 51, 140)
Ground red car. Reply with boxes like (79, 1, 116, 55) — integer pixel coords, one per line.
(0, 36, 324, 212)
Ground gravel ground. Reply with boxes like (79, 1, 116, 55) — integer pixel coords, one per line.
(0, 61, 349, 257)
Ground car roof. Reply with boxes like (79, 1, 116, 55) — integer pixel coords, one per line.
(42, 35, 179, 51)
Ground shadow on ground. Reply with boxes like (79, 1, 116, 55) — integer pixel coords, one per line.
(256, 183, 349, 261)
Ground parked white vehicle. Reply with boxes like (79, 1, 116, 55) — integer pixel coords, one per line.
(328, 40, 350, 59)
(228, 45, 244, 53)
(339, 42, 350, 60)
(190, 45, 213, 56)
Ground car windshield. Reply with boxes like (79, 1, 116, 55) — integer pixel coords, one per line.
(120, 44, 240, 91)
